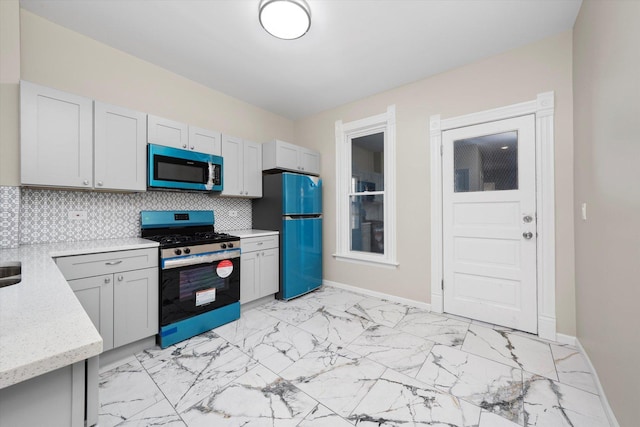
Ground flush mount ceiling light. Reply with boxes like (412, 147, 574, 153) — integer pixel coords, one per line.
(259, 0, 311, 40)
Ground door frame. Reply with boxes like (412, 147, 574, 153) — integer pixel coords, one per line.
(429, 92, 557, 341)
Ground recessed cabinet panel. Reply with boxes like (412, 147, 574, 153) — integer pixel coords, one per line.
(221, 135, 262, 198)
(113, 267, 159, 348)
(240, 252, 258, 304)
(68, 275, 114, 351)
(243, 141, 263, 198)
(275, 141, 299, 171)
(94, 102, 146, 191)
(20, 81, 93, 188)
(189, 126, 221, 155)
(221, 135, 244, 196)
(147, 114, 188, 149)
(299, 147, 321, 175)
(260, 248, 279, 296)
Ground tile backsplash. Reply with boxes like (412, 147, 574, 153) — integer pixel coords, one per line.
(0, 186, 20, 248)
(0, 186, 252, 246)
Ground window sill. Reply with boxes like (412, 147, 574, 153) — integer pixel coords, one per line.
(333, 253, 399, 269)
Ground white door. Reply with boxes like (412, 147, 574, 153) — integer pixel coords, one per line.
(442, 115, 537, 333)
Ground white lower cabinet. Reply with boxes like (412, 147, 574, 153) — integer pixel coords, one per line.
(57, 248, 159, 352)
(240, 235, 279, 304)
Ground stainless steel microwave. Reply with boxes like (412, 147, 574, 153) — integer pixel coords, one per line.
(148, 144, 223, 192)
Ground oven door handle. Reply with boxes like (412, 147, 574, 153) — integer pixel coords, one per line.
(162, 249, 240, 270)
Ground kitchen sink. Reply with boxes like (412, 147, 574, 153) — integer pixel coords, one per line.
(0, 262, 21, 288)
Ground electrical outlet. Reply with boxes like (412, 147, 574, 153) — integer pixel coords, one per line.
(228, 210, 238, 217)
(581, 203, 587, 221)
(68, 210, 87, 221)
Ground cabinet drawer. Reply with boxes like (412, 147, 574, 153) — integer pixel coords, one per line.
(242, 235, 279, 253)
(56, 248, 158, 280)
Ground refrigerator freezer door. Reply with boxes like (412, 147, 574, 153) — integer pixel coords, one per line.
(281, 217, 322, 300)
(282, 173, 322, 215)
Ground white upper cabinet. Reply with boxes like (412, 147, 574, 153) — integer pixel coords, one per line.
(94, 102, 146, 191)
(221, 135, 262, 198)
(21, 81, 94, 188)
(148, 114, 221, 155)
(189, 126, 222, 155)
(21, 82, 147, 192)
(147, 114, 188, 150)
(262, 139, 320, 176)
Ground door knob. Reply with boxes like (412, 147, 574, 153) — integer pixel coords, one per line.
(523, 215, 533, 223)
(523, 232, 534, 239)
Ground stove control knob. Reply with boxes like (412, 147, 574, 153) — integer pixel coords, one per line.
(184, 247, 191, 254)
(228, 243, 234, 248)
(174, 248, 182, 256)
(221, 243, 227, 249)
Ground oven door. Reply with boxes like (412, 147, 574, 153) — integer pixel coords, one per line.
(160, 249, 240, 326)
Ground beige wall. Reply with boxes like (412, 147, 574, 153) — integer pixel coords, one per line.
(0, 0, 20, 186)
(573, 1, 640, 424)
(295, 31, 576, 335)
(0, 8, 293, 187)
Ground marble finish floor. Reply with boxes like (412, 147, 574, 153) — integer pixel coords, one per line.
(98, 286, 609, 426)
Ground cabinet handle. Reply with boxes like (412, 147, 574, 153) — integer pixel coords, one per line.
(83, 180, 89, 185)
(117, 275, 124, 282)
(104, 277, 111, 284)
(257, 242, 263, 245)
(105, 260, 123, 266)
(256, 252, 260, 257)
(239, 191, 243, 195)
(97, 181, 103, 186)
(182, 144, 187, 149)
(190, 146, 195, 150)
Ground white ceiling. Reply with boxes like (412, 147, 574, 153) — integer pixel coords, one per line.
(20, 0, 582, 120)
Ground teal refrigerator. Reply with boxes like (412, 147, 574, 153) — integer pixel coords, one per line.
(252, 172, 322, 300)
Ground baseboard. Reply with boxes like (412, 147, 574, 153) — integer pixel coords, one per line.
(576, 338, 620, 427)
(323, 280, 431, 311)
(555, 333, 576, 346)
(538, 315, 557, 341)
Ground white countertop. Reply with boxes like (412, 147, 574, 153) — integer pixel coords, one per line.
(231, 229, 279, 238)
(0, 238, 158, 389)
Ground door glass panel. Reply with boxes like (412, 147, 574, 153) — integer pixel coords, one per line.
(350, 195, 384, 254)
(453, 131, 518, 192)
(352, 132, 384, 192)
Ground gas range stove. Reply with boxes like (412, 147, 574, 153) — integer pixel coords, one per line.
(140, 210, 240, 258)
(144, 232, 238, 248)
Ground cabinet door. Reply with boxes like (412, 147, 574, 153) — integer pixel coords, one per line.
(275, 140, 300, 171)
(189, 126, 221, 155)
(221, 134, 244, 196)
(94, 102, 147, 191)
(113, 268, 159, 348)
(299, 147, 321, 176)
(147, 114, 188, 150)
(243, 140, 263, 198)
(68, 274, 114, 351)
(240, 252, 259, 304)
(20, 81, 93, 188)
(259, 248, 280, 297)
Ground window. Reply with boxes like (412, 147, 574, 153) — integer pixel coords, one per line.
(334, 105, 397, 267)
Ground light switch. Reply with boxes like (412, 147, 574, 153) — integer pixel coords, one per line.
(581, 203, 587, 221)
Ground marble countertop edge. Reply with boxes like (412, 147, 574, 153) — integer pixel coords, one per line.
(0, 237, 158, 389)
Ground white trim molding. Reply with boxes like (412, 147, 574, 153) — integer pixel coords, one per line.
(334, 105, 398, 267)
(576, 339, 621, 427)
(323, 280, 431, 311)
(429, 92, 557, 341)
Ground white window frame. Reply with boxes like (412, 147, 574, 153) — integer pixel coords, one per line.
(334, 105, 397, 267)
